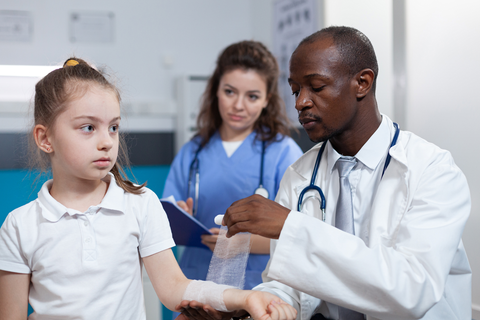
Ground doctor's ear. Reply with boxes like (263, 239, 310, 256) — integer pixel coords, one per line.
(355, 69, 375, 99)
(34, 124, 53, 153)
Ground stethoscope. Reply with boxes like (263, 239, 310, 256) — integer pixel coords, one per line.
(297, 122, 400, 222)
(188, 140, 269, 216)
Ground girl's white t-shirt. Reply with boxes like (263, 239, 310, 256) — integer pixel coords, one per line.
(0, 173, 175, 320)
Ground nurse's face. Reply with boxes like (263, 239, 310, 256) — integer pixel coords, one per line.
(217, 68, 268, 141)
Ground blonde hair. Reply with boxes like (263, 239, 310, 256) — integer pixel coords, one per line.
(30, 57, 145, 194)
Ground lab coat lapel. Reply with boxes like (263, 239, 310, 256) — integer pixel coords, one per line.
(366, 132, 409, 247)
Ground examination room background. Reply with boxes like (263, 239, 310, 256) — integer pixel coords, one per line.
(0, 0, 479, 319)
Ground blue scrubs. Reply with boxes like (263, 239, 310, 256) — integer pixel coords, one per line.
(163, 130, 303, 289)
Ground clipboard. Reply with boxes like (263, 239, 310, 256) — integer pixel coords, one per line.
(161, 196, 212, 248)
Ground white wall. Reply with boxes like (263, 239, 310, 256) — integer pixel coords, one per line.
(0, 0, 260, 111)
(405, 0, 480, 317)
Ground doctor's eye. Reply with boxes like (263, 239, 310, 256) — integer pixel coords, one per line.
(80, 125, 94, 133)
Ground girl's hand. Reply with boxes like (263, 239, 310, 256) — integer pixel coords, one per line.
(201, 228, 220, 252)
(177, 198, 194, 215)
(242, 291, 297, 320)
(223, 289, 297, 320)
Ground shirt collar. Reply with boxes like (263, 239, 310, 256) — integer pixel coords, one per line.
(327, 116, 391, 173)
(38, 173, 126, 222)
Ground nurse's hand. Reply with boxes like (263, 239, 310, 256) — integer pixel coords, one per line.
(201, 228, 220, 252)
(177, 198, 194, 215)
(224, 195, 290, 239)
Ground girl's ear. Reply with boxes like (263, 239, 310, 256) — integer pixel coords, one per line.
(34, 124, 53, 153)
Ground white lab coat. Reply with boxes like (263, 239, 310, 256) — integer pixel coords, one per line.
(254, 117, 471, 320)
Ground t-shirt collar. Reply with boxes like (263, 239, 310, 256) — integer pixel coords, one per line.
(38, 173, 126, 222)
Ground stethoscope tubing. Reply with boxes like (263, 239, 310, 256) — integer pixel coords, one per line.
(297, 122, 400, 221)
(187, 139, 267, 216)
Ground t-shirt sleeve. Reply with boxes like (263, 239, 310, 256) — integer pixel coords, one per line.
(138, 190, 176, 258)
(0, 212, 31, 274)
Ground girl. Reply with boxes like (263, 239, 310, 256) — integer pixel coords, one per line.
(163, 41, 303, 290)
(0, 58, 297, 320)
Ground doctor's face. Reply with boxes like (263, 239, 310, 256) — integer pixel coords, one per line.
(288, 37, 359, 143)
(217, 68, 268, 141)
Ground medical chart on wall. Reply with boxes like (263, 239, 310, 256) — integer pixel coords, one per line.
(273, 0, 320, 125)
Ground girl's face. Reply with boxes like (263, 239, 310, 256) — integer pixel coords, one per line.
(47, 85, 120, 183)
(217, 69, 269, 141)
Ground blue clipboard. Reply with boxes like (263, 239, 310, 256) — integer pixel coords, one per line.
(161, 197, 212, 248)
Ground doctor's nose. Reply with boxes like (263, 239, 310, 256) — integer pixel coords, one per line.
(295, 90, 313, 112)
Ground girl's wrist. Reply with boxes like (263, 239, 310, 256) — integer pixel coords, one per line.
(223, 288, 249, 311)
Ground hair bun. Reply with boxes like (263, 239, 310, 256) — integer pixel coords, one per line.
(63, 59, 80, 67)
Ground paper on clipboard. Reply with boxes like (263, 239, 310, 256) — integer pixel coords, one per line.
(161, 195, 212, 248)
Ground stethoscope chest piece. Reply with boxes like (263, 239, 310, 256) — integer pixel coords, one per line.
(254, 186, 269, 198)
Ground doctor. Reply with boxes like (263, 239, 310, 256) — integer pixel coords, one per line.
(163, 40, 303, 292)
(180, 27, 472, 320)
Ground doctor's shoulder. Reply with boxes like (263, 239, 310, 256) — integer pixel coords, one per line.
(398, 130, 464, 173)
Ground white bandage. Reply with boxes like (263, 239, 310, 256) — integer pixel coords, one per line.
(182, 280, 235, 312)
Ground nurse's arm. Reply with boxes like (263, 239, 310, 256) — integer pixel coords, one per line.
(223, 195, 290, 239)
(0, 270, 30, 319)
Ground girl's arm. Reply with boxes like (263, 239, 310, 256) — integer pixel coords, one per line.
(0, 270, 30, 320)
(143, 249, 190, 311)
(143, 249, 297, 320)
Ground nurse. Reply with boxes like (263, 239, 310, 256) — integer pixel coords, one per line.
(162, 40, 303, 291)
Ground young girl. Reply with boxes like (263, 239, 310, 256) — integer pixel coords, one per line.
(0, 58, 297, 320)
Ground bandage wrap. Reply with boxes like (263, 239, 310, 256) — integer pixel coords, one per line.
(182, 280, 235, 312)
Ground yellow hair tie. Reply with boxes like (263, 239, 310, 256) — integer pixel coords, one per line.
(64, 59, 79, 67)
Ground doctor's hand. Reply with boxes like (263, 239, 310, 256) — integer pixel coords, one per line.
(224, 195, 290, 239)
(201, 228, 220, 252)
(175, 300, 236, 320)
(177, 198, 194, 215)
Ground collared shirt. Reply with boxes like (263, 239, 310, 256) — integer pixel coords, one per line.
(0, 173, 175, 320)
(322, 116, 392, 241)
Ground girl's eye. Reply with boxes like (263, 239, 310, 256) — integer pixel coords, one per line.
(81, 125, 94, 132)
(109, 125, 119, 133)
(249, 95, 259, 101)
(225, 89, 234, 95)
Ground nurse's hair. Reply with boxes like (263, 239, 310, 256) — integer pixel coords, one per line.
(196, 40, 293, 146)
(30, 57, 145, 194)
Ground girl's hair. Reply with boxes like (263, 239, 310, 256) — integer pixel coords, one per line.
(30, 57, 145, 194)
(196, 40, 293, 146)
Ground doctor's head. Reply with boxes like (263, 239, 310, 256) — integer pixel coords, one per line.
(289, 26, 380, 144)
(196, 40, 292, 145)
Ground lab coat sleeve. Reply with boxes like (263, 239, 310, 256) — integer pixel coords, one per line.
(264, 144, 471, 319)
(254, 165, 319, 320)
